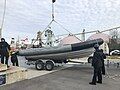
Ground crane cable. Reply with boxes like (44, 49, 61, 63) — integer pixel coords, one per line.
(31, 2, 55, 45)
(41, 2, 73, 35)
(0, 0, 7, 36)
(41, 1, 82, 42)
(32, 1, 77, 44)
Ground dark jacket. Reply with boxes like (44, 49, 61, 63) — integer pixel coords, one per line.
(99, 49, 106, 63)
(0, 41, 10, 56)
(11, 54, 18, 63)
(101, 53, 106, 63)
(92, 49, 103, 68)
(101, 51, 106, 61)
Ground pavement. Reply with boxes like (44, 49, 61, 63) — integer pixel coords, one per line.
(0, 60, 120, 90)
(0, 56, 120, 90)
(9, 56, 74, 79)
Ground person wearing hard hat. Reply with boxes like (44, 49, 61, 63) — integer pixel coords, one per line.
(0, 38, 11, 67)
(89, 44, 103, 85)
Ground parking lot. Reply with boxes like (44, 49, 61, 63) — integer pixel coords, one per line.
(1, 57, 120, 90)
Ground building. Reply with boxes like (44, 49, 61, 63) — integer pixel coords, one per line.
(87, 33, 111, 54)
(59, 35, 82, 45)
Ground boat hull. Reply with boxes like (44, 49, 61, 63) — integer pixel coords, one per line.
(25, 48, 94, 61)
(18, 38, 103, 61)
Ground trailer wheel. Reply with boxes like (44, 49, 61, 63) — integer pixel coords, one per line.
(35, 60, 44, 70)
(45, 61, 54, 71)
(88, 57, 93, 63)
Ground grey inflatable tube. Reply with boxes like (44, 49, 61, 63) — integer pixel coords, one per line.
(18, 38, 103, 56)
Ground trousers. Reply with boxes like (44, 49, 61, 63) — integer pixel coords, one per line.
(92, 67, 102, 84)
(1, 55, 9, 66)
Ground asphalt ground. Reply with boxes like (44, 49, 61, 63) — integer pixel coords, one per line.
(0, 64, 120, 90)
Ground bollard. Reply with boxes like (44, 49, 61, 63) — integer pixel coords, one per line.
(107, 60, 109, 68)
(117, 63, 119, 68)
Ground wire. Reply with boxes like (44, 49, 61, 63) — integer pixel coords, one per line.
(32, 0, 75, 45)
(31, 20, 53, 45)
(52, 2, 54, 20)
(54, 20, 73, 34)
(101, 26, 120, 33)
(56, 26, 120, 37)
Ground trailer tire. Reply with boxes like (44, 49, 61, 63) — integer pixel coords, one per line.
(35, 60, 44, 70)
(45, 61, 54, 71)
(88, 57, 93, 63)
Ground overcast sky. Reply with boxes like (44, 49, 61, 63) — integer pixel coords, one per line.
(0, 0, 120, 43)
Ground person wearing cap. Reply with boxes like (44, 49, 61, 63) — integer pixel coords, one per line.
(0, 38, 10, 67)
(89, 44, 103, 85)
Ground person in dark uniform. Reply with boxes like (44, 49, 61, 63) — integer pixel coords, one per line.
(89, 44, 103, 85)
(0, 38, 10, 67)
(11, 52, 19, 66)
(100, 49, 106, 75)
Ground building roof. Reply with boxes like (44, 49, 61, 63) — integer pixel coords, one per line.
(60, 35, 82, 45)
(87, 33, 111, 42)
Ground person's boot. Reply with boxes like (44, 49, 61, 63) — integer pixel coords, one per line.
(97, 81, 102, 84)
(7, 65, 10, 68)
(89, 82, 96, 85)
(102, 73, 105, 75)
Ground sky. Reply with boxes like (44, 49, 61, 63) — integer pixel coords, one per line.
(0, 0, 120, 43)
